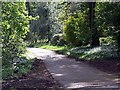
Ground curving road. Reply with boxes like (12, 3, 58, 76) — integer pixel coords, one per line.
(27, 48, 120, 89)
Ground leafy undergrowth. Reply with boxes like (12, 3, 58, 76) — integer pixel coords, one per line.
(70, 44, 120, 60)
(2, 59, 64, 90)
(2, 50, 38, 80)
(2, 57, 34, 80)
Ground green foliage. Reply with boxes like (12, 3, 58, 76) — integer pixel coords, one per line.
(51, 34, 66, 46)
(26, 2, 50, 44)
(39, 43, 119, 61)
(48, 2, 84, 39)
(100, 37, 115, 45)
(1, 2, 30, 78)
(63, 13, 91, 46)
(96, 2, 120, 48)
(68, 44, 119, 60)
(39, 44, 72, 55)
(40, 44, 66, 51)
(2, 57, 33, 79)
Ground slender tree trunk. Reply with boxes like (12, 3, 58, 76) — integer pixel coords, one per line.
(26, 2, 31, 16)
(117, 32, 120, 49)
(89, 2, 100, 47)
(114, 25, 120, 51)
(47, 25, 51, 43)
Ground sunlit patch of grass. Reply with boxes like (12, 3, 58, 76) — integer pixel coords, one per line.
(38, 44, 73, 55)
(40, 44, 65, 51)
(38, 44, 119, 61)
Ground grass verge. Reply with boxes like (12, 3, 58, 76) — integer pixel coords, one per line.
(38, 44, 120, 61)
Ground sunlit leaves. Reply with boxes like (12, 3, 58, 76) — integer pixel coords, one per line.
(63, 13, 91, 46)
(2, 2, 30, 65)
(96, 2, 120, 49)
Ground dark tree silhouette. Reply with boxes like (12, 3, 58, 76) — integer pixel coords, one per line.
(26, 2, 31, 16)
(89, 2, 100, 47)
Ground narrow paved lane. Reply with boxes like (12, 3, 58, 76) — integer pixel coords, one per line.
(27, 48, 120, 89)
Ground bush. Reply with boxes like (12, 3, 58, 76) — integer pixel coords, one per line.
(2, 57, 33, 79)
(63, 13, 91, 46)
(1, 3, 31, 79)
(51, 34, 66, 46)
(100, 37, 115, 45)
(2, 2, 30, 65)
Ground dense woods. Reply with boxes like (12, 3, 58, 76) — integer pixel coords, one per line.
(1, 1, 120, 88)
(24, 2, 120, 48)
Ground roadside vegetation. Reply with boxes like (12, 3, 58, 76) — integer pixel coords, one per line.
(36, 43, 119, 61)
(1, 1, 120, 89)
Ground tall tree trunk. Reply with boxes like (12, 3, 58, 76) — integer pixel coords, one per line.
(115, 26, 120, 56)
(89, 2, 100, 47)
(47, 25, 51, 43)
(26, 2, 31, 16)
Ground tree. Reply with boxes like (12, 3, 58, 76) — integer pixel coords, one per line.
(1, 2, 30, 65)
(96, 2, 120, 53)
(26, 2, 31, 16)
(48, 2, 82, 35)
(89, 2, 100, 47)
(25, 2, 50, 44)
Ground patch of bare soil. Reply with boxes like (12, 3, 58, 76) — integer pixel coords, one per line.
(2, 59, 65, 90)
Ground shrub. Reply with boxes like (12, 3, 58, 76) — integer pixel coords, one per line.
(63, 13, 91, 46)
(51, 34, 66, 46)
(1, 2, 32, 79)
(100, 37, 115, 45)
(2, 57, 33, 79)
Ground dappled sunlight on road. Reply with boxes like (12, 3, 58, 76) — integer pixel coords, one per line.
(27, 48, 120, 89)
